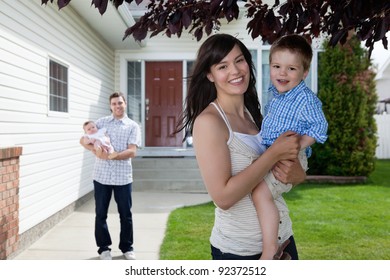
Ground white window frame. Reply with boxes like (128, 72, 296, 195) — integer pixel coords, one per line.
(47, 57, 69, 117)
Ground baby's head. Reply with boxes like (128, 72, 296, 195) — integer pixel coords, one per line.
(83, 121, 98, 135)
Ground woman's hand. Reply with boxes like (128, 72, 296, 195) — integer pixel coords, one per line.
(269, 131, 300, 161)
(272, 158, 306, 185)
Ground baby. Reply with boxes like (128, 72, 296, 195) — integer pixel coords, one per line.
(82, 121, 118, 160)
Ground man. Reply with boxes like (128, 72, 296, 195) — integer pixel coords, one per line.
(80, 92, 141, 260)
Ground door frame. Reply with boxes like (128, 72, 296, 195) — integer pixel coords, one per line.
(121, 58, 194, 156)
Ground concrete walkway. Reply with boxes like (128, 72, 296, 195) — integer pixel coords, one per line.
(13, 191, 211, 260)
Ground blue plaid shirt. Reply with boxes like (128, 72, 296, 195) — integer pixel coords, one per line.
(93, 115, 142, 185)
(260, 81, 328, 157)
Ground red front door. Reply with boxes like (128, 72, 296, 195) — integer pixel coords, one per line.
(145, 61, 183, 147)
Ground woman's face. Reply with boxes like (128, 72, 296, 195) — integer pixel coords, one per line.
(207, 44, 250, 98)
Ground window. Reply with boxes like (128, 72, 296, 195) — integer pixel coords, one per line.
(127, 61, 142, 123)
(49, 60, 68, 112)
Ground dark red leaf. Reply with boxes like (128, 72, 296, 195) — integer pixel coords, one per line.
(286, 14, 297, 33)
(58, 0, 71, 9)
(132, 26, 148, 41)
(158, 11, 169, 27)
(41, 0, 54, 5)
(170, 11, 182, 25)
(227, 3, 239, 21)
(112, 0, 124, 9)
(382, 36, 388, 50)
(329, 29, 348, 46)
(210, 0, 223, 15)
(42, 0, 388, 56)
(225, 0, 234, 8)
(150, 30, 160, 38)
(168, 21, 182, 34)
(205, 20, 213, 35)
(194, 28, 203, 41)
(358, 23, 374, 41)
(166, 29, 172, 38)
(279, 2, 291, 17)
(182, 9, 192, 29)
(91, 0, 108, 15)
(374, 19, 388, 42)
(265, 10, 276, 28)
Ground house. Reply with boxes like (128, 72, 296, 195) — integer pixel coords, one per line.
(374, 55, 390, 159)
(1, 0, 138, 258)
(2, 0, 387, 259)
(375, 55, 390, 114)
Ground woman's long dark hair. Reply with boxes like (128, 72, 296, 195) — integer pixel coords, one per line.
(175, 34, 262, 137)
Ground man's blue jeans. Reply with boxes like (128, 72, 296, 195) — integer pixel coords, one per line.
(93, 180, 133, 254)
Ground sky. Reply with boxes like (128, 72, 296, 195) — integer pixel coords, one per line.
(370, 37, 390, 71)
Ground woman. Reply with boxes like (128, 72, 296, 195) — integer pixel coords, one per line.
(176, 34, 306, 260)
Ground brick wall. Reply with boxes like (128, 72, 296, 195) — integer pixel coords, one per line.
(0, 147, 22, 260)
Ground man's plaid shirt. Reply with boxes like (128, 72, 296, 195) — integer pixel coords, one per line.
(93, 115, 141, 185)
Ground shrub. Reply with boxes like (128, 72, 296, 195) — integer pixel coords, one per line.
(309, 36, 377, 176)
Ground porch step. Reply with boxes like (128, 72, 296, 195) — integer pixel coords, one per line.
(132, 157, 206, 192)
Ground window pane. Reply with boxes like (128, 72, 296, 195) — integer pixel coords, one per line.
(127, 61, 142, 123)
(49, 60, 68, 112)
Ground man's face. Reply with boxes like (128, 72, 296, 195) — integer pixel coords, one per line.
(110, 96, 126, 119)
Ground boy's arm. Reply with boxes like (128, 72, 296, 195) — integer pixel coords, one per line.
(301, 99, 328, 144)
(300, 135, 315, 150)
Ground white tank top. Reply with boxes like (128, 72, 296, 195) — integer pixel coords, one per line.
(209, 102, 293, 256)
(234, 132, 266, 155)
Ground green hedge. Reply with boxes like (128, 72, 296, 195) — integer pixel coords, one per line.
(309, 36, 377, 176)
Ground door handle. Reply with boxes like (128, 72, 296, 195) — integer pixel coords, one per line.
(145, 98, 149, 121)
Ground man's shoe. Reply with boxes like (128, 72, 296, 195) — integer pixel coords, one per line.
(123, 251, 136, 260)
(99, 250, 112, 260)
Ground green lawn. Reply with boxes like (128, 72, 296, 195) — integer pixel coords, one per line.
(159, 160, 390, 260)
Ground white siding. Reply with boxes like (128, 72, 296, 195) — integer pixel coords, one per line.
(0, 0, 115, 233)
(375, 114, 390, 159)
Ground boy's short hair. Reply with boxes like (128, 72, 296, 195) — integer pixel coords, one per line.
(269, 34, 313, 71)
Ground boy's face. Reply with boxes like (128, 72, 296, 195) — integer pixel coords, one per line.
(270, 49, 308, 94)
(84, 122, 98, 135)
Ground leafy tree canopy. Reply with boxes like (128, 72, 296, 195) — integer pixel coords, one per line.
(42, 0, 389, 57)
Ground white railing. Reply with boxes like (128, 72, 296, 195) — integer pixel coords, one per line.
(375, 114, 390, 159)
